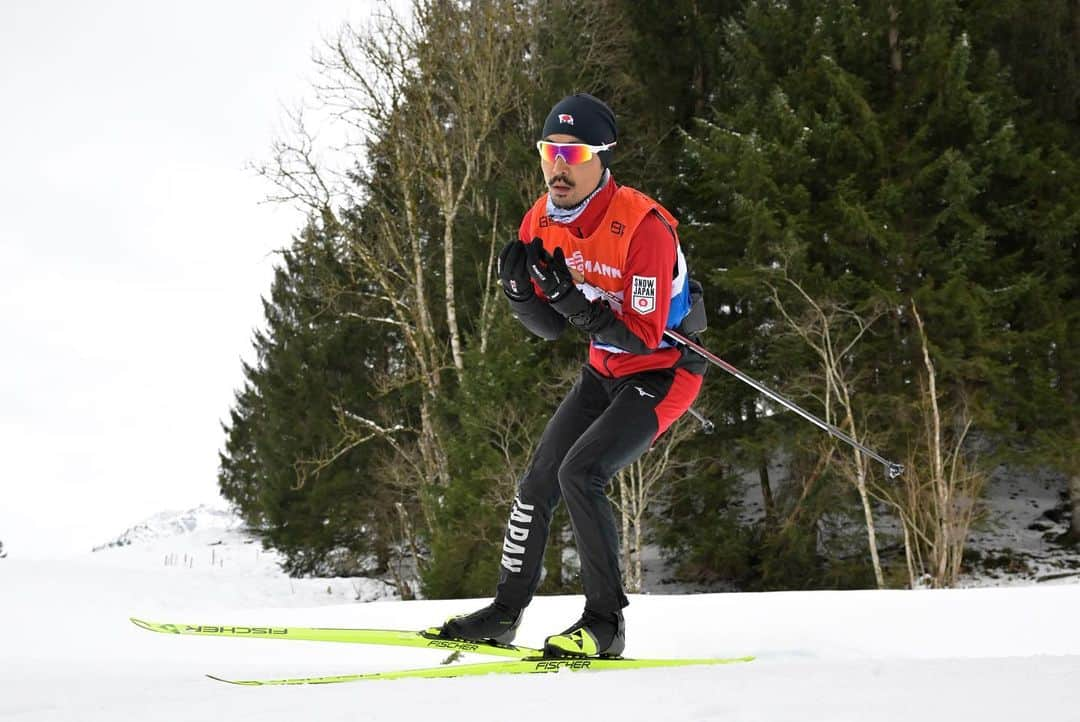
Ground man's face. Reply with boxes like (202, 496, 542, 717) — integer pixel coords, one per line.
(541, 133, 604, 209)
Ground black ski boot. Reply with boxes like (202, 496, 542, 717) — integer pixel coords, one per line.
(543, 608, 625, 658)
(439, 601, 523, 645)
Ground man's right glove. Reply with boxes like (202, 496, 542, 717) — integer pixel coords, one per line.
(497, 240, 534, 301)
(525, 237, 577, 304)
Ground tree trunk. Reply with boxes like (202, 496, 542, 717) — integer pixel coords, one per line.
(1074, 0, 1080, 88)
(747, 405, 775, 523)
(632, 514, 644, 593)
(619, 472, 632, 590)
(1071, 473, 1080, 541)
(855, 458, 886, 589)
(418, 399, 449, 491)
(443, 211, 464, 374)
(478, 200, 501, 355)
(900, 520, 916, 588)
(888, 5, 903, 75)
(758, 451, 776, 524)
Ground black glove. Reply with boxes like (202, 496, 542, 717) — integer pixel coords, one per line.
(497, 240, 533, 301)
(525, 237, 577, 303)
(525, 237, 591, 320)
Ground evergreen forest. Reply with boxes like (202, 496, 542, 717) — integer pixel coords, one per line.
(218, 0, 1079, 595)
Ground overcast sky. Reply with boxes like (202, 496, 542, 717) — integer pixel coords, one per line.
(0, 1, 380, 557)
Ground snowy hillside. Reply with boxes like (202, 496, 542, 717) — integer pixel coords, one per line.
(91, 504, 243, 551)
(2, 508, 1080, 721)
(962, 464, 1080, 585)
(83, 505, 397, 606)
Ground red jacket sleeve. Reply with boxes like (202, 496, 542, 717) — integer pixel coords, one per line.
(617, 211, 677, 349)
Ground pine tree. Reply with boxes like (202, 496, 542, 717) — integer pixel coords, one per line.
(219, 220, 394, 577)
(669, 0, 1078, 587)
(967, 0, 1080, 124)
(965, 0, 1080, 524)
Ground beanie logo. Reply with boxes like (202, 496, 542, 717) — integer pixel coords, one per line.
(558, 113, 574, 126)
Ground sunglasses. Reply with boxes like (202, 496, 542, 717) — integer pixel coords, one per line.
(536, 140, 617, 165)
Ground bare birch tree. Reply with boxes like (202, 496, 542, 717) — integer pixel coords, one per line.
(262, 1, 532, 494)
(320, 0, 528, 375)
(767, 270, 889, 588)
(612, 415, 702, 593)
(880, 301, 986, 588)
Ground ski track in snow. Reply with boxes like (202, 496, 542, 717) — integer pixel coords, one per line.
(2, 518, 1080, 721)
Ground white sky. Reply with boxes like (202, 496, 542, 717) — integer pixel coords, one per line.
(0, 0, 381, 557)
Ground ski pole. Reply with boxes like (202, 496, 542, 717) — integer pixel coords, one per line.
(576, 275, 903, 478)
(685, 405, 715, 434)
(662, 327, 904, 479)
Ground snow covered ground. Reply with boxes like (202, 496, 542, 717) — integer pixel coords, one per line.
(963, 463, 1080, 584)
(2, 509, 1079, 721)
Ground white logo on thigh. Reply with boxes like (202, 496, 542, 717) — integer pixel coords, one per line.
(634, 386, 656, 398)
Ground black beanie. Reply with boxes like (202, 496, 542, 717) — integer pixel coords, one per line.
(542, 93, 618, 168)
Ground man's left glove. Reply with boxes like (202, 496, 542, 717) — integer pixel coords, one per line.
(525, 238, 589, 317)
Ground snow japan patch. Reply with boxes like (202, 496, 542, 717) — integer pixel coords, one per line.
(631, 275, 657, 314)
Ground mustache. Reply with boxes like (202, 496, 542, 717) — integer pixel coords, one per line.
(548, 174, 574, 188)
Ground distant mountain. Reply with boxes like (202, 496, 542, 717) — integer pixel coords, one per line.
(92, 504, 244, 551)
(84, 505, 400, 604)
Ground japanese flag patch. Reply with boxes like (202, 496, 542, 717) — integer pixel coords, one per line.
(631, 275, 657, 314)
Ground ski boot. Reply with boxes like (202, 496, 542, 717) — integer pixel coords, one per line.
(438, 601, 523, 645)
(543, 608, 625, 658)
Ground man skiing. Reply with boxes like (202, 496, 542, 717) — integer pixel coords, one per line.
(440, 93, 706, 658)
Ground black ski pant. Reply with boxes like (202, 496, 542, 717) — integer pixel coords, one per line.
(494, 364, 701, 615)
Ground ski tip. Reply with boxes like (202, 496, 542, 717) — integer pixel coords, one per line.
(130, 618, 190, 636)
(207, 674, 257, 686)
(130, 617, 174, 634)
